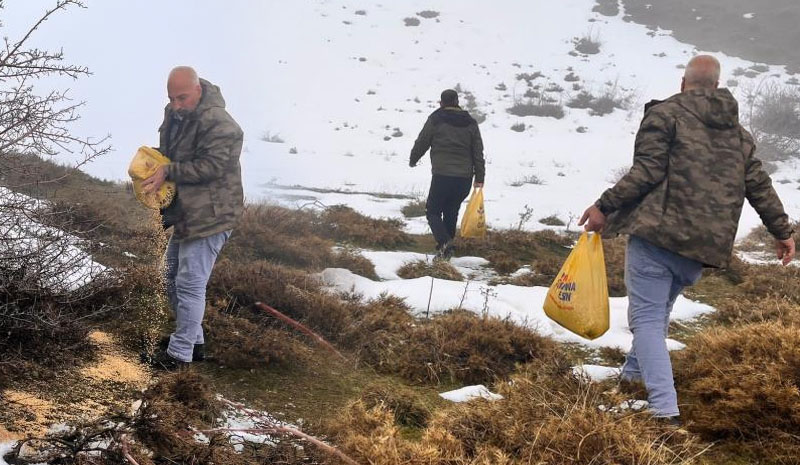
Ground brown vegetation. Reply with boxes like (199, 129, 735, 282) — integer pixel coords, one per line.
(675, 322, 800, 461)
(397, 259, 464, 281)
(334, 360, 704, 465)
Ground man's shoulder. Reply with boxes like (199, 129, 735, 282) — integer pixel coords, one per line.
(199, 107, 242, 133)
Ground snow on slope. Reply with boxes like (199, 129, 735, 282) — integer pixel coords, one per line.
(319, 250, 715, 352)
(243, 0, 800, 239)
(0, 187, 106, 291)
(4, 0, 797, 237)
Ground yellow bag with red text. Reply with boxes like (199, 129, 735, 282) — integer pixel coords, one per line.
(459, 187, 487, 238)
(128, 146, 176, 210)
(543, 232, 609, 340)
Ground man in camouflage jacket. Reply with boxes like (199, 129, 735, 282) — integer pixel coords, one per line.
(579, 55, 795, 423)
(142, 66, 244, 369)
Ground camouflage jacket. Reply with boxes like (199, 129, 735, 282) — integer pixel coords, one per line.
(596, 88, 792, 268)
(410, 107, 486, 182)
(159, 78, 244, 241)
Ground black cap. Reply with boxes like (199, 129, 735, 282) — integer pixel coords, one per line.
(440, 89, 458, 107)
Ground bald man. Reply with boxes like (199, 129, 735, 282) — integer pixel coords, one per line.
(142, 66, 244, 370)
(578, 55, 794, 424)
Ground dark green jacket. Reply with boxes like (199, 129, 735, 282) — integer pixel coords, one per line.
(410, 107, 486, 182)
(597, 88, 792, 268)
(159, 78, 244, 241)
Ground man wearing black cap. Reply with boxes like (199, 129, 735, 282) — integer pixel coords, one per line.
(410, 89, 486, 260)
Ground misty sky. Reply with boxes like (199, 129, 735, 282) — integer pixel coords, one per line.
(1, 1, 293, 179)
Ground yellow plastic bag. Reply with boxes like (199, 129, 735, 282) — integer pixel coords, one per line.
(128, 146, 176, 210)
(543, 232, 609, 340)
(460, 187, 487, 238)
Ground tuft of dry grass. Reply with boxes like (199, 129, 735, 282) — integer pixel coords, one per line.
(319, 205, 413, 249)
(395, 311, 561, 385)
(204, 306, 311, 369)
(456, 229, 572, 276)
(675, 322, 800, 461)
(397, 259, 464, 281)
(333, 360, 705, 465)
(360, 381, 444, 429)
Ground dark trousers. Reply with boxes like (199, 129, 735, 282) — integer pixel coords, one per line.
(426, 174, 473, 248)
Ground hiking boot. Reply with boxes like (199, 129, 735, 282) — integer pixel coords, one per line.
(653, 415, 691, 436)
(655, 415, 683, 427)
(159, 335, 206, 362)
(192, 343, 206, 362)
(150, 350, 189, 371)
(434, 240, 455, 262)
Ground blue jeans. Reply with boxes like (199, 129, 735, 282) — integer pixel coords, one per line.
(621, 235, 703, 417)
(165, 230, 231, 362)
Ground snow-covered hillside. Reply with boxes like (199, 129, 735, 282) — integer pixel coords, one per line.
(6, 0, 800, 237)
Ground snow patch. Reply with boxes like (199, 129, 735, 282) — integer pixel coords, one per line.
(319, 266, 714, 352)
(573, 364, 621, 382)
(440, 385, 503, 402)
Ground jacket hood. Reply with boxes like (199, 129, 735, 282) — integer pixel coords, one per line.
(433, 107, 476, 127)
(670, 88, 739, 129)
(194, 78, 226, 115)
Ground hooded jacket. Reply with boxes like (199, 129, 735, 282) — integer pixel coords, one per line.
(597, 88, 792, 268)
(159, 78, 244, 241)
(410, 107, 486, 182)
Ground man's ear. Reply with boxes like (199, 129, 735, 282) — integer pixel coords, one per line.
(680, 77, 686, 92)
(714, 80, 720, 89)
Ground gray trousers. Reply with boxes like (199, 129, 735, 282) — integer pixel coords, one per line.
(621, 235, 702, 417)
(165, 230, 231, 362)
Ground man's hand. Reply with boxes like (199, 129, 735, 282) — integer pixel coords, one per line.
(141, 166, 168, 194)
(776, 236, 795, 266)
(578, 205, 606, 232)
(474, 181, 484, 188)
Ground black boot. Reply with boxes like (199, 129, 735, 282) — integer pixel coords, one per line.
(159, 336, 205, 362)
(192, 343, 205, 362)
(150, 350, 189, 371)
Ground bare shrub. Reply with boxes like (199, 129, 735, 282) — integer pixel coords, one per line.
(507, 100, 565, 119)
(401, 198, 426, 218)
(260, 130, 285, 143)
(743, 81, 800, 161)
(508, 174, 545, 187)
(538, 215, 565, 226)
(416, 10, 440, 19)
(567, 83, 632, 116)
(454, 83, 487, 123)
(574, 30, 602, 54)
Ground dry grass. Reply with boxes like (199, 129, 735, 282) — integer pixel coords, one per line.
(397, 259, 464, 281)
(603, 236, 627, 297)
(209, 261, 557, 386)
(395, 311, 561, 385)
(204, 306, 312, 369)
(360, 381, 444, 429)
(334, 360, 705, 465)
(674, 322, 800, 461)
(319, 205, 413, 249)
(456, 229, 572, 275)
(221, 204, 377, 278)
